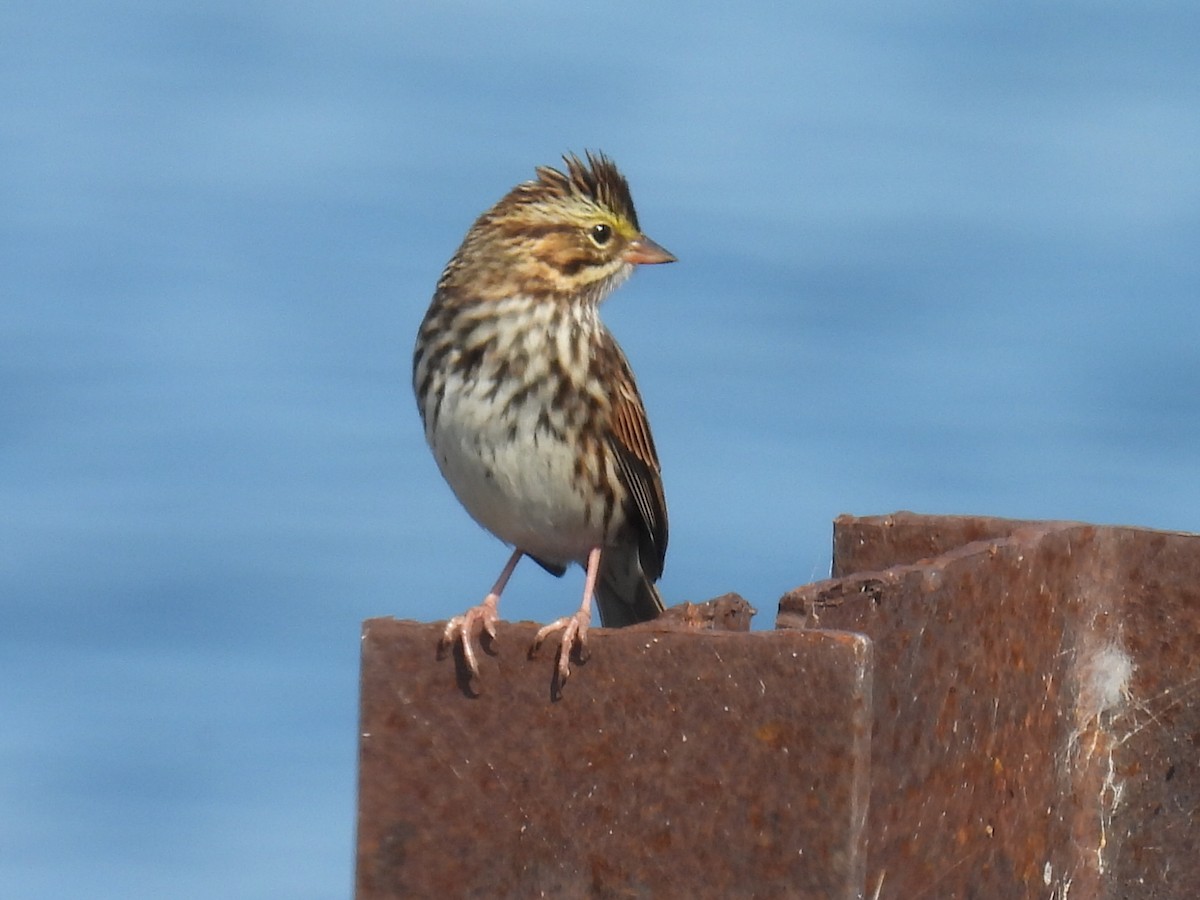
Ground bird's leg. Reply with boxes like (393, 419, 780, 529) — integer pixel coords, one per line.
(531, 545, 601, 685)
(440, 548, 523, 678)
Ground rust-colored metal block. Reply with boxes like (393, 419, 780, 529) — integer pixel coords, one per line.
(356, 618, 872, 899)
(830, 511, 1045, 575)
(782, 513, 1200, 899)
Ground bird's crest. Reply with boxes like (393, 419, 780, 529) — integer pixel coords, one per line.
(530, 151, 641, 230)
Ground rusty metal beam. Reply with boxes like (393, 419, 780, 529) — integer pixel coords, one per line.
(783, 513, 1200, 899)
(356, 618, 871, 898)
(357, 513, 1200, 898)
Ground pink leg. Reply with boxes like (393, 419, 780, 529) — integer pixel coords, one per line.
(531, 546, 602, 685)
(440, 549, 523, 678)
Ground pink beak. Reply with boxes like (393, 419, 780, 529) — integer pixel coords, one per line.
(623, 235, 677, 266)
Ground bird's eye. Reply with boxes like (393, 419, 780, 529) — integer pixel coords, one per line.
(589, 223, 612, 246)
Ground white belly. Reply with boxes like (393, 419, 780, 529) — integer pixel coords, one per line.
(427, 379, 611, 567)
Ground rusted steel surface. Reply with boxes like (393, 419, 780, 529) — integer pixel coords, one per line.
(784, 513, 1200, 899)
(356, 617, 872, 899)
(634, 592, 758, 632)
(830, 511, 1046, 576)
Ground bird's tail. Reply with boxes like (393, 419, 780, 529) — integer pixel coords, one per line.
(594, 552, 664, 628)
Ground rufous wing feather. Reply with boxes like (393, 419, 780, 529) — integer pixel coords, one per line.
(606, 371, 668, 583)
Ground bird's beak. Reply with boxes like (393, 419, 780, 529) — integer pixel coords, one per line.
(623, 235, 677, 266)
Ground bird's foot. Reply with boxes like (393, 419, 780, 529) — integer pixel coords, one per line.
(530, 607, 591, 687)
(438, 593, 500, 679)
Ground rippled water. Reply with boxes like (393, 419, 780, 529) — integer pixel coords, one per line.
(4, 3, 1198, 896)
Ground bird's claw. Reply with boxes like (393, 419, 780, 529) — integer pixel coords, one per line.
(439, 596, 500, 679)
(531, 609, 591, 685)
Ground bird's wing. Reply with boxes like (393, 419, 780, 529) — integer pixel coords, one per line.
(607, 369, 668, 582)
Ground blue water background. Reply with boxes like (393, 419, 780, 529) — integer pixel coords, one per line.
(3, 3, 1198, 896)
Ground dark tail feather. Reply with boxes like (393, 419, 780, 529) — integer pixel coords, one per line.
(595, 554, 664, 628)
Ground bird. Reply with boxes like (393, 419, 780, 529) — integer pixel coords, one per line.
(413, 151, 675, 687)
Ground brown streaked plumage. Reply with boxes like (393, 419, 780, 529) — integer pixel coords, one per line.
(413, 151, 675, 688)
